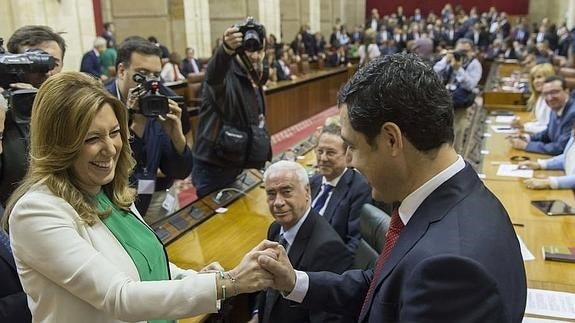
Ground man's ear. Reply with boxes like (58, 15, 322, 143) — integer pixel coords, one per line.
(117, 62, 127, 80)
(380, 122, 403, 156)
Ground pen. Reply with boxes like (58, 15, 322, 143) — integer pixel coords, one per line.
(512, 223, 525, 227)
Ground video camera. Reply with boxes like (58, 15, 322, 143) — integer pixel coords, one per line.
(235, 16, 266, 52)
(0, 37, 56, 122)
(132, 72, 184, 118)
(452, 50, 464, 62)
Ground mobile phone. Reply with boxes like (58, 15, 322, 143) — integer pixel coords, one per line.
(531, 200, 575, 216)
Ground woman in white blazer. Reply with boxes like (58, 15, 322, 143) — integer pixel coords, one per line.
(3, 72, 274, 323)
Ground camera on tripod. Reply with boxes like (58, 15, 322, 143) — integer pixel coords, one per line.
(0, 37, 56, 123)
(235, 16, 266, 52)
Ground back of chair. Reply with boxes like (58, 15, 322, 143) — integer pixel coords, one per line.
(360, 203, 391, 253)
(353, 239, 378, 270)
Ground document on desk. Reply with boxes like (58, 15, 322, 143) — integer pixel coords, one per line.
(496, 164, 533, 178)
(517, 234, 535, 261)
(525, 288, 575, 319)
(495, 116, 516, 123)
(490, 125, 517, 133)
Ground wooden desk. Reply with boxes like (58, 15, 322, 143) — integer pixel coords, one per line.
(483, 61, 528, 111)
(480, 113, 575, 293)
(264, 66, 353, 134)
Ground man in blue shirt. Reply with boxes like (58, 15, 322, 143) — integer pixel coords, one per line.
(106, 37, 192, 215)
(509, 75, 575, 156)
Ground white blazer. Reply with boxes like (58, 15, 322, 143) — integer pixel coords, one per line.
(9, 184, 218, 323)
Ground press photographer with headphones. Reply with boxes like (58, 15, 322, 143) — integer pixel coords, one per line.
(192, 17, 272, 197)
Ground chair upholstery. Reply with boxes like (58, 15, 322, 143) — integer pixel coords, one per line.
(353, 239, 378, 270)
(359, 203, 391, 253)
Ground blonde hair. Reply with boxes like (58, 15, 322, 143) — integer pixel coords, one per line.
(3, 72, 136, 228)
(527, 63, 555, 111)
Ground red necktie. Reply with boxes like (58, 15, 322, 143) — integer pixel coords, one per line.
(360, 206, 405, 315)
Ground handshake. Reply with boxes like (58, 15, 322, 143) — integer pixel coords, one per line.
(209, 240, 296, 299)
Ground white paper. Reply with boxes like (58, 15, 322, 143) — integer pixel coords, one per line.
(525, 288, 575, 319)
(490, 125, 517, 133)
(495, 116, 516, 123)
(496, 164, 533, 178)
(517, 234, 535, 261)
(215, 207, 228, 214)
(162, 193, 176, 212)
(522, 317, 568, 322)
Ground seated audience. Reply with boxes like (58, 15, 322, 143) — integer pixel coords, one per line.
(3, 72, 273, 323)
(275, 50, 296, 81)
(512, 63, 555, 133)
(508, 76, 575, 155)
(256, 160, 352, 322)
(310, 123, 371, 252)
(161, 52, 186, 82)
(180, 47, 203, 76)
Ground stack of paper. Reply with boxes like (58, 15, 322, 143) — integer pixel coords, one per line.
(496, 164, 533, 178)
(525, 289, 575, 320)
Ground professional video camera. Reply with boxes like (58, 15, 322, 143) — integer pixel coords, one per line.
(0, 37, 56, 122)
(132, 72, 184, 118)
(235, 16, 266, 52)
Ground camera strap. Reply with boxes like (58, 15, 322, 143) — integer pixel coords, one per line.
(237, 50, 267, 87)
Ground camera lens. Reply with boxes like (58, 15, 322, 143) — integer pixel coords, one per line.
(132, 73, 146, 84)
(243, 30, 263, 52)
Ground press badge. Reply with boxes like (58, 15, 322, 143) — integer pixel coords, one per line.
(137, 170, 155, 195)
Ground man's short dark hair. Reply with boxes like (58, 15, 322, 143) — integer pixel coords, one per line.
(103, 22, 113, 30)
(544, 75, 567, 89)
(320, 122, 348, 150)
(7, 25, 67, 59)
(337, 53, 454, 151)
(115, 37, 162, 69)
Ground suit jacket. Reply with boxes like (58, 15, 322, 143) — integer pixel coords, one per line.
(0, 231, 31, 323)
(527, 98, 575, 155)
(80, 50, 102, 78)
(258, 210, 353, 323)
(181, 58, 203, 76)
(302, 164, 527, 323)
(9, 184, 218, 322)
(310, 169, 371, 252)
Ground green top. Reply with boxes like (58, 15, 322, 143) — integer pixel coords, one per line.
(97, 191, 174, 323)
(100, 47, 117, 77)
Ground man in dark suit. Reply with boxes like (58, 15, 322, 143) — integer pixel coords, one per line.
(80, 37, 106, 80)
(509, 76, 575, 156)
(180, 47, 203, 76)
(260, 54, 527, 322)
(256, 160, 353, 323)
(310, 123, 371, 252)
(0, 230, 31, 322)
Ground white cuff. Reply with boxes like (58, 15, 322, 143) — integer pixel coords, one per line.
(537, 159, 548, 169)
(548, 177, 559, 189)
(283, 270, 309, 303)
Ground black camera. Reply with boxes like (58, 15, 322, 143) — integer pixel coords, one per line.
(452, 50, 464, 61)
(132, 72, 169, 118)
(235, 17, 266, 52)
(0, 38, 53, 122)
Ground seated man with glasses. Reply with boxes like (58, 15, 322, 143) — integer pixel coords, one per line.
(508, 75, 575, 155)
(310, 123, 371, 253)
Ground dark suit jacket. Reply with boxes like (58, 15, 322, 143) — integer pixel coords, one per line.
(180, 58, 203, 75)
(258, 210, 353, 323)
(310, 169, 371, 252)
(80, 50, 102, 78)
(527, 98, 575, 155)
(0, 233, 31, 322)
(302, 164, 527, 323)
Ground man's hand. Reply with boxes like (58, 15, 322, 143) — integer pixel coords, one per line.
(223, 27, 243, 55)
(9, 82, 35, 90)
(258, 241, 297, 294)
(507, 134, 528, 150)
(510, 117, 524, 130)
(226, 240, 280, 295)
(524, 178, 550, 190)
(158, 99, 186, 154)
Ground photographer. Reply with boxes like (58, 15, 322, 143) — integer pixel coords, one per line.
(433, 38, 482, 151)
(106, 37, 192, 215)
(0, 25, 66, 207)
(192, 17, 272, 197)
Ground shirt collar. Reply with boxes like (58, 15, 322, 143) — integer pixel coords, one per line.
(398, 155, 465, 225)
(280, 207, 311, 249)
(321, 168, 348, 187)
